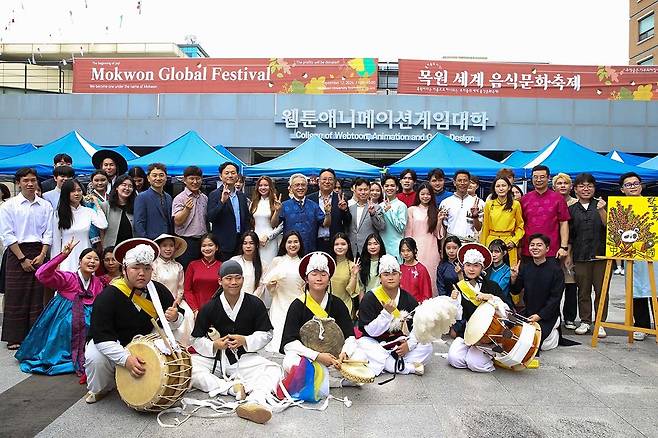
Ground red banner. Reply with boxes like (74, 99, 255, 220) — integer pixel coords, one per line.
(73, 58, 378, 94)
(398, 59, 658, 100)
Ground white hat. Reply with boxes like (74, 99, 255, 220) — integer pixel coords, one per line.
(378, 254, 401, 275)
(124, 244, 156, 266)
(462, 248, 485, 266)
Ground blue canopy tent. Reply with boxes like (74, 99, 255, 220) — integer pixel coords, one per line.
(639, 155, 658, 172)
(520, 136, 658, 183)
(0, 143, 36, 160)
(0, 131, 135, 176)
(127, 131, 238, 176)
(605, 150, 651, 166)
(501, 150, 538, 167)
(387, 133, 514, 179)
(214, 143, 244, 168)
(243, 135, 381, 179)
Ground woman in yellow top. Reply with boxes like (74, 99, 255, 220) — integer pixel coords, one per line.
(330, 232, 361, 318)
(480, 176, 524, 266)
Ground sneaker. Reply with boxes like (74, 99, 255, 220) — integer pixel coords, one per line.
(413, 362, 425, 376)
(236, 403, 272, 424)
(574, 323, 590, 335)
(613, 267, 622, 275)
(564, 321, 577, 330)
(619, 268, 625, 276)
(84, 391, 108, 404)
(633, 331, 646, 341)
(597, 326, 607, 338)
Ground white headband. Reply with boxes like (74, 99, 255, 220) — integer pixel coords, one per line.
(379, 254, 401, 274)
(462, 248, 485, 266)
(306, 252, 330, 276)
(123, 244, 156, 266)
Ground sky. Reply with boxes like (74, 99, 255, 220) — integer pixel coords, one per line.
(0, 0, 630, 65)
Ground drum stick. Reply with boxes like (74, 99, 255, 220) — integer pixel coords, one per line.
(151, 318, 180, 360)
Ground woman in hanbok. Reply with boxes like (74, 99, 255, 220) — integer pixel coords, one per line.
(152, 233, 194, 347)
(51, 179, 108, 272)
(250, 176, 283, 268)
(16, 238, 106, 376)
(405, 183, 444, 296)
(399, 237, 432, 303)
(184, 234, 221, 316)
(330, 232, 361, 318)
(262, 230, 304, 352)
(437, 236, 462, 297)
(379, 175, 407, 261)
(479, 176, 524, 267)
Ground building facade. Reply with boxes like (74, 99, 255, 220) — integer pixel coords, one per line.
(630, 0, 657, 65)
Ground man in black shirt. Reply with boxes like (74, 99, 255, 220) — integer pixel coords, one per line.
(84, 238, 182, 403)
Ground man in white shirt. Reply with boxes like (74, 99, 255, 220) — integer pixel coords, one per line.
(439, 170, 484, 243)
(0, 167, 53, 350)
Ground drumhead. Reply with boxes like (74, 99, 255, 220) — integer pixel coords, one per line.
(464, 302, 496, 346)
(340, 363, 375, 383)
(116, 341, 166, 408)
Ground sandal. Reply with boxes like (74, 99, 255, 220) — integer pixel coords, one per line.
(7, 343, 20, 350)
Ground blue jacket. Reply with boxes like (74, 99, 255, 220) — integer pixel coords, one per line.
(133, 187, 173, 239)
(207, 187, 253, 257)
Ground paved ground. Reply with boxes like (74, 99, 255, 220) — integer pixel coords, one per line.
(1, 274, 657, 438)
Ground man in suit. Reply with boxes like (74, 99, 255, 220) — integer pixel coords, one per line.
(348, 178, 385, 257)
(208, 162, 253, 261)
(307, 168, 351, 253)
(133, 163, 173, 239)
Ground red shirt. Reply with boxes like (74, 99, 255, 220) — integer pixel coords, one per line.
(520, 189, 570, 257)
(397, 191, 416, 208)
(184, 259, 221, 311)
(400, 262, 432, 303)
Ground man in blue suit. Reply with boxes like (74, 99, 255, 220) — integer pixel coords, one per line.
(208, 162, 253, 261)
(307, 168, 351, 253)
(133, 163, 173, 239)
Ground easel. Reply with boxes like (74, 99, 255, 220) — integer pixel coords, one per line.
(591, 257, 658, 347)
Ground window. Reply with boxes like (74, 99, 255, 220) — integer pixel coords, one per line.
(638, 56, 654, 65)
(639, 12, 654, 42)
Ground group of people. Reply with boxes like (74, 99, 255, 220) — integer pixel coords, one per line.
(0, 148, 655, 423)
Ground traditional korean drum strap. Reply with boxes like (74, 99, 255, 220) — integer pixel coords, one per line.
(457, 280, 483, 307)
(112, 277, 158, 319)
(301, 292, 329, 318)
(372, 286, 401, 319)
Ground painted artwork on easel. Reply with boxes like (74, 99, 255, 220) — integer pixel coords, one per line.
(606, 196, 658, 261)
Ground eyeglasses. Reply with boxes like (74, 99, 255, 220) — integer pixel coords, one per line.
(532, 175, 548, 180)
(576, 184, 594, 189)
(622, 181, 641, 188)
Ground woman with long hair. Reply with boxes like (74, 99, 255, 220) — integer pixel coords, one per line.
(184, 233, 221, 316)
(101, 174, 136, 247)
(261, 230, 304, 352)
(436, 236, 462, 296)
(399, 237, 432, 303)
(128, 166, 149, 193)
(480, 176, 524, 267)
(230, 230, 263, 296)
(405, 182, 444, 296)
(379, 174, 407, 260)
(51, 179, 108, 272)
(359, 232, 386, 293)
(250, 176, 283, 267)
(330, 232, 361, 317)
(16, 239, 106, 376)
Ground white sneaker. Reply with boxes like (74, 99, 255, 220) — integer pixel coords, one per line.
(613, 267, 621, 275)
(633, 331, 646, 341)
(564, 321, 577, 330)
(597, 327, 607, 338)
(619, 268, 625, 276)
(574, 323, 590, 335)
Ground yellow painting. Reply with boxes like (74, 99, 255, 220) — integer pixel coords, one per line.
(606, 196, 658, 261)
